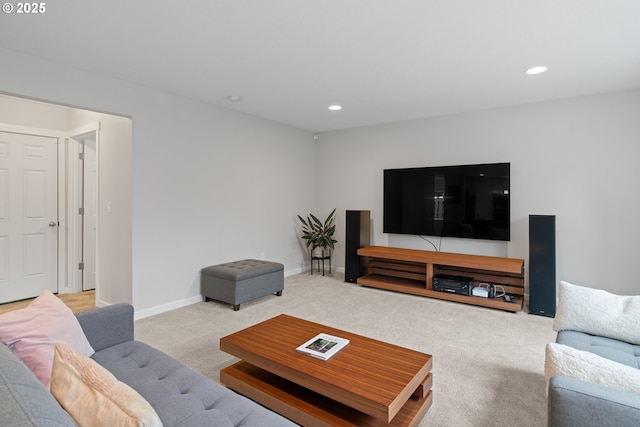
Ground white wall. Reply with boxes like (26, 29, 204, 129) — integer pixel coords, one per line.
(0, 94, 71, 130)
(129, 94, 316, 315)
(4, 43, 638, 307)
(0, 47, 317, 315)
(69, 109, 133, 306)
(317, 90, 640, 296)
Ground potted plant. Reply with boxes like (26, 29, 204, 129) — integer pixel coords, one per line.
(297, 208, 337, 257)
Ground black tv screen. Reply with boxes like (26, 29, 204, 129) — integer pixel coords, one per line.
(383, 163, 510, 241)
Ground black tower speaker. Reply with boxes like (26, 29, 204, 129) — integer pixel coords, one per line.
(345, 210, 371, 283)
(529, 215, 556, 317)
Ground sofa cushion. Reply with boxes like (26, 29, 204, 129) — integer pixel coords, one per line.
(548, 376, 640, 427)
(0, 343, 76, 427)
(75, 303, 134, 352)
(553, 281, 640, 345)
(51, 343, 162, 427)
(92, 340, 295, 427)
(545, 343, 640, 394)
(0, 290, 95, 389)
(557, 330, 640, 369)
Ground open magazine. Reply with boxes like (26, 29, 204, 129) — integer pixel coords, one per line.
(296, 333, 350, 360)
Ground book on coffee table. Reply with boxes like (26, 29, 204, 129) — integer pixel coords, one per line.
(296, 333, 350, 360)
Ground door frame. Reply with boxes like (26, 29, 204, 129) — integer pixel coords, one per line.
(0, 123, 67, 293)
(67, 123, 101, 296)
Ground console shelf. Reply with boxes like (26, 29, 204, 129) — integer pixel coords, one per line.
(356, 246, 525, 312)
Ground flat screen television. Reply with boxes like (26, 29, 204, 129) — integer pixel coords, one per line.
(383, 162, 510, 241)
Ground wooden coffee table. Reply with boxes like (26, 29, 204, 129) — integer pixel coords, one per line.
(220, 314, 432, 426)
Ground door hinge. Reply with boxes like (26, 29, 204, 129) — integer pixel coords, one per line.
(79, 152, 84, 160)
(79, 207, 85, 215)
(78, 262, 85, 271)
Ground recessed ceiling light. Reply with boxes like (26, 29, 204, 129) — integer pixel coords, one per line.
(328, 105, 342, 111)
(525, 66, 548, 75)
(226, 95, 242, 102)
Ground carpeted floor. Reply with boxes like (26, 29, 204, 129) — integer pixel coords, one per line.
(135, 272, 556, 426)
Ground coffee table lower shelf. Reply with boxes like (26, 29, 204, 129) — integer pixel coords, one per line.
(221, 361, 433, 427)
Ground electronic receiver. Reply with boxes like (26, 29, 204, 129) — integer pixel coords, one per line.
(432, 274, 473, 296)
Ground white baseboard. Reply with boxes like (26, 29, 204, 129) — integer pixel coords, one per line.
(96, 298, 110, 308)
(130, 267, 344, 320)
(301, 265, 344, 274)
(285, 267, 305, 276)
(134, 295, 203, 320)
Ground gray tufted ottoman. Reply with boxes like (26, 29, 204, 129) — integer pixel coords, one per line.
(201, 259, 284, 310)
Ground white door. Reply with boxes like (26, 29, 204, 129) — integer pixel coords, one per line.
(82, 139, 97, 291)
(0, 131, 58, 303)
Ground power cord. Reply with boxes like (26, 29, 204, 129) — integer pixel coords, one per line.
(419, 235, 439, 251)
(474, 282, 506, 298)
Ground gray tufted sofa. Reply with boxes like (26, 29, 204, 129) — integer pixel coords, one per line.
(0, 303, 296, 426)
(548, 330, 640, 427)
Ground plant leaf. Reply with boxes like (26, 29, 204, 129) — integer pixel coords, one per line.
(297, 208, 338, 251)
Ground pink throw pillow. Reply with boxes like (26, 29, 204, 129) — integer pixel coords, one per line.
(0, 290, 94, 388)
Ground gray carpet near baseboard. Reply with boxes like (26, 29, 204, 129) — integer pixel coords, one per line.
(135, 272, 556, 426)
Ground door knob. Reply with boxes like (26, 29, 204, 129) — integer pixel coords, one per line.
(49, 221, 57, 227)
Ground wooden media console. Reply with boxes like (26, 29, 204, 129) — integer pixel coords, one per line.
(356, 246, 525, 312)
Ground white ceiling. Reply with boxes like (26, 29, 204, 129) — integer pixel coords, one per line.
(2, 1, 639, 132)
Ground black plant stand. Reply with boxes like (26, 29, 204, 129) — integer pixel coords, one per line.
(311, 249, 331, 276)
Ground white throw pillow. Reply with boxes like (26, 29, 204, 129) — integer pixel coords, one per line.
(545, 343, 640, 394)
(553, 281, 640, 345)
